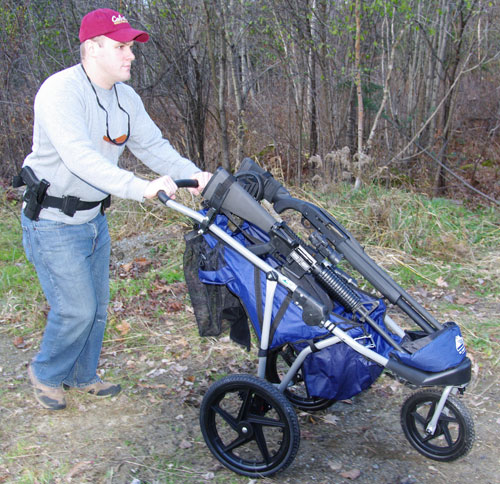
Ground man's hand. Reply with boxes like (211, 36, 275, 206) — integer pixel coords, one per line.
(188, 171, 212, 195)
(144, 175, 178, 199)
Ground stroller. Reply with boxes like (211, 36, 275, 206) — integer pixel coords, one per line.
(159, 160, 475, 478)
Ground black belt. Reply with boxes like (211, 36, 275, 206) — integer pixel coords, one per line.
(41, 194, 111, 217)
(13, 166, 111, 219)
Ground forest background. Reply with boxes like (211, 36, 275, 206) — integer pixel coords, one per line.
(0, 0, 499, 204)
(1, 2, 500, 482)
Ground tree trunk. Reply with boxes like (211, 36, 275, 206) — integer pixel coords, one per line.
(354, 0, 364, 189)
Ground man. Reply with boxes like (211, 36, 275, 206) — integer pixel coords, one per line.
(19, 8, 211, 410)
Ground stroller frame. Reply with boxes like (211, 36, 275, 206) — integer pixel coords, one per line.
(160, 172, 475, 478)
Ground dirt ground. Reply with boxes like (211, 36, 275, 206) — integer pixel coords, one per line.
(1, 309, 499, 484)
(1, 230, 499, 483)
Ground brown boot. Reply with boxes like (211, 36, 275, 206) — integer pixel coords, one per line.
(28, 365, 66, 410)
(65, 380, 121, 397)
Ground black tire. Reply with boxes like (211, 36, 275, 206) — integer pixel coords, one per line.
(401, 389, 475, 462)
(199, 374, 300, 477)
(265, 344, 335, 411)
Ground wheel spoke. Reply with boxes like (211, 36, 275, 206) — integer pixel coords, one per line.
(421, 430, 442, 443)
(281, 346, 295, 366)
(441, 422, 455, 446)
(254, 425, 272, 463)
(248, 414, 286, 429)
(237, 389, 253, 421)
(294, 369, 305, 384)
(439, 413, 458, 425)
(411, 410, 427, 428)
(267, 344, 334, 411)
(222, 434, 252, 453)
(425, 401, 437, 423)
(212, 403, 239, 431)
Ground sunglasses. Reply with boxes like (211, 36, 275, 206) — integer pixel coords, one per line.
(82, 65, 130, 146)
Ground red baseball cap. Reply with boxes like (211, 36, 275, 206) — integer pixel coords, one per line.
(79, 8, 149, 43)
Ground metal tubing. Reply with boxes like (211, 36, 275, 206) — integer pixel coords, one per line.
(358, 307, 406, 353)
(426, 386, 454, 435)
(165, 199, 298, 293)
(277, 335, 341, 392)
(258, 275, 278, 379)
(323, 321, 389, 366)
(384, 314, 406, 338)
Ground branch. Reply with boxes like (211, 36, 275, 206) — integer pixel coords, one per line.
(386, 117, 499, 206)
(366, 22, 407, 153)
(387, 49, 474, 166)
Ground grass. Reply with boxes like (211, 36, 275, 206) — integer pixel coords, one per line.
(1, 183, 498, 346)
(0, 440, 70, 484)
(298, 183, 499, 293)
(0, 210, 42, 308)
(0, 182, 498, 482)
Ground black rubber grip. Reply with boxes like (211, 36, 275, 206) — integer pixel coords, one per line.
(175, 179, 199, 188)
(158, 179, 199, 204)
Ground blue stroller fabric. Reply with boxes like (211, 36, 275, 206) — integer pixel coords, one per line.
(390, 322, 466, 372)
(195, 214, 400, 400)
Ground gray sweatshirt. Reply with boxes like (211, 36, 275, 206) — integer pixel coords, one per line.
(23, 64, 199, 224)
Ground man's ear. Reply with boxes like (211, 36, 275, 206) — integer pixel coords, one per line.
(86, 39, 100, 58)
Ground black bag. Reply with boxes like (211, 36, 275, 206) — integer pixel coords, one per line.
(183, 230, 251, 349)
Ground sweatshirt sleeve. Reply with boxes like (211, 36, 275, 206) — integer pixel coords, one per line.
(124, 88, 200, 180)
(34, 77, 149, 201)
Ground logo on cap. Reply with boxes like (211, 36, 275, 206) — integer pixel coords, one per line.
(112, 14, 128, 25)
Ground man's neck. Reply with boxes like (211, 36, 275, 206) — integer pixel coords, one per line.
(81, 61, 113, 90)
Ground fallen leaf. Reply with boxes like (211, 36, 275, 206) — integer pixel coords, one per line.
(137, 383, 168, 389)
(340, 468, 361, 479)
(456, 296, 478, 305)
(323, 414, 340, 425)
(134, 257, 151, 268)
(121, 262, 133, 273)
(165, 300, 184, 312)
(65, 461, 93, 480)
(300, 429, 315, 440)
(13, 336, 26, 348)
(328, 460, 343, 471)
(147, 368, 167, 378)
(115, 320, 131, 336)
(179, 440, 192, 449)
(435, 276, 448, 288)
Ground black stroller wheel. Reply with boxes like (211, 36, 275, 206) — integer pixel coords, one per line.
(401, 389, 475, 462)
(199, 374, 300, 477)
(265, 344, 335, 411)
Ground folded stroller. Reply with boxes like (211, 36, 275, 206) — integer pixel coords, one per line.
(158, 162, 475, 478)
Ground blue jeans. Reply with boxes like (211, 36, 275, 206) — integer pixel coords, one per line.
(21, 212, 110, 388)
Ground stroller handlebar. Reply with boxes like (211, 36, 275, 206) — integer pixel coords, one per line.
(174, 179, 200, 188)
(158, 179, 199, 204)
